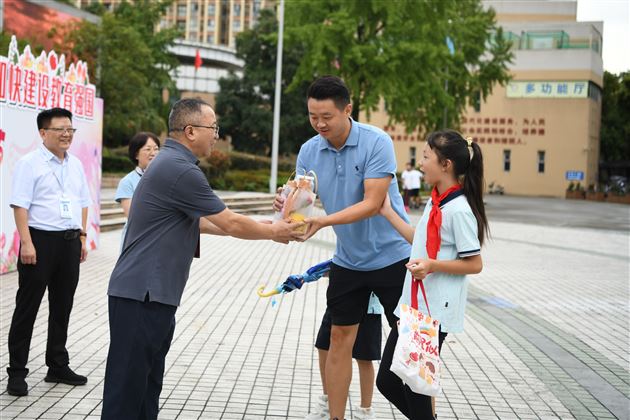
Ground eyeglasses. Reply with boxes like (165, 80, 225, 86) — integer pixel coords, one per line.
(140, 146, 160, 153)
(174, 124, 220, 135)
(45, 127, 77, 135)
(190, 124, 220, 135)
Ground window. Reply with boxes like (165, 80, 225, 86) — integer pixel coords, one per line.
(503, 150, 511, 172)
(537, 151, 545, 173)
(233, 20, 241, 30)
(208, 19, 215, 30)
(410, 147, 416, 167)
(208, 4, 215, 15)
(207, 34, 215, 44)
(233, 3, 241, 16)
(177, 4, 186, 17)
(472, 91, 481, 112)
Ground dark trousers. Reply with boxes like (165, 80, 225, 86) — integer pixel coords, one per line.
(7, 228, 81, 377)
(101, 296, 176, 420)
(377, 324, 447, 420)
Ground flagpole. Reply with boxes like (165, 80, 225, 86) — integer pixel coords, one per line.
(269, 0, 284, 194)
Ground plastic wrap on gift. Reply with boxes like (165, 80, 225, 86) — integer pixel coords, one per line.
(273, 171, 317, 234)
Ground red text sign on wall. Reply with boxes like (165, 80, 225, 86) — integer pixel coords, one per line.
(461, 116, 547, 145)
(0, 35, 95, 119)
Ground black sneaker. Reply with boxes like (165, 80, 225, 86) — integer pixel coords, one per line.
(6, 376, 28, 396)
(44, 366, 87, 386)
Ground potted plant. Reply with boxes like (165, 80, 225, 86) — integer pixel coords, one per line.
(607, 183, 630, 204)
(565, 182, 575, 199)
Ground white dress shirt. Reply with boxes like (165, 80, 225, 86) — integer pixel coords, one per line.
(10, 144, 92, 231)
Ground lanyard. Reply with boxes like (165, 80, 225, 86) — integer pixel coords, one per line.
(46, 157, 67, 196)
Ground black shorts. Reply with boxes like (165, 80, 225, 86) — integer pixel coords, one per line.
(408, 188, 420, 197)
(327, 259, 408, 329)
(315, 309, 382, 360)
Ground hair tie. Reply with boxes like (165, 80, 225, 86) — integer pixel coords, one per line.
(466, 137, 474, 161)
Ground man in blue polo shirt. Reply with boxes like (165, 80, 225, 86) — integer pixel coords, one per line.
(276, 76, 411, 420)
(101, 98, 302, 420)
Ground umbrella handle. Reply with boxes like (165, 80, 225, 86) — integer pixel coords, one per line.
(257, 284, 281, 298)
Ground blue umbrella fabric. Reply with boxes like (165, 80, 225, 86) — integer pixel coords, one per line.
(257, 259, 332, 297)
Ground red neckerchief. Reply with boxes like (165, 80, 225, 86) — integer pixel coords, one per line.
(411, 184, 462, 312)
(426, 184, 462, 260)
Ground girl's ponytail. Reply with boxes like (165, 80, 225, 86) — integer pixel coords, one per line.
(463, 141, 489, 246)
(427, 130, 489, 246)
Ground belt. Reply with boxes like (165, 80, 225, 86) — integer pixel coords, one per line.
(30, 228, 82, 240)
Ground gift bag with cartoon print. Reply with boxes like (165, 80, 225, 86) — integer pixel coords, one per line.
(390, 277, 442, 396)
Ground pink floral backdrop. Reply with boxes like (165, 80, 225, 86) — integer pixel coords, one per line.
(1, 36, 103, 274)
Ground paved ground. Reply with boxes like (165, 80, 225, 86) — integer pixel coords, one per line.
(0, 196, 628, 419)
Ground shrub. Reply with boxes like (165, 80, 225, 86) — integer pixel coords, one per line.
(215, 169, 293, 192)
(200, 149, 231, 179)
(102, 155, 134, 174)
(229, 151, 294, 172)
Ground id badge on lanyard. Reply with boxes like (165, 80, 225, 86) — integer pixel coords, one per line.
(60, 196, 73, 219)
(50, 160, 73, 219)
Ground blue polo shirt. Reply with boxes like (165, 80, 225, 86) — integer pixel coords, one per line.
(297, 120, 411, 271)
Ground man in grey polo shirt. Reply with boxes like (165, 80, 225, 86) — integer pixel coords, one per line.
(101, 98, 302, 420)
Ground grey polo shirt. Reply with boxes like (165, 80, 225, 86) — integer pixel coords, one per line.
(108, 139, 226, 306)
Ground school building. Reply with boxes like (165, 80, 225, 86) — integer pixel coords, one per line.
(365, 0, 603, 197)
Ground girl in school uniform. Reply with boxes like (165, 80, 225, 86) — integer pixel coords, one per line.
(377, 130, 489, 420)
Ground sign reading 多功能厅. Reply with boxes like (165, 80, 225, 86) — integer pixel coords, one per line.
(507, 81, 588, 98)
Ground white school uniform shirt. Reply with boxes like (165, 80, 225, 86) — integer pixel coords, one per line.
(401, 169, 422, 190)
(10, 144, 92, 231)
(395, 194, 480, 333)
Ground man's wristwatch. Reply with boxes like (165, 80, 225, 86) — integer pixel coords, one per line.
(79, 231, 87, 237)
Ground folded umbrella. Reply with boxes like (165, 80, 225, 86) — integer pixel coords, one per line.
(257, 259, 332, 297)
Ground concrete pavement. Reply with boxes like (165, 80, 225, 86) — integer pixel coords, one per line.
(0, 196, 628, 419)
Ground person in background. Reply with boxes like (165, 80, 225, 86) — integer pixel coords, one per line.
(114, 132, 160, 250)
(401, 162, 423, 211)
(7, 108, 91, 397)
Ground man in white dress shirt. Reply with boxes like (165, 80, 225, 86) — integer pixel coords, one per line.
(7, 108, 91, 396)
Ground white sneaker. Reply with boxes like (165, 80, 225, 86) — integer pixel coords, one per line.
(353, 405, 376, 420)
(305, 395, 329, 420)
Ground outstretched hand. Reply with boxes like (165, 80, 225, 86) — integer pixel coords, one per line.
(298, 216, 326, 242)
(271, 218, 305, 244)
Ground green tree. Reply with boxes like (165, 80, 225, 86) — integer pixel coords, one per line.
(0, 31, 44, 57)
(215, 8, 313, 155)
(285, 0, 512, 132)
(64, 0, 179, 147)
(600, 71, 630, 162)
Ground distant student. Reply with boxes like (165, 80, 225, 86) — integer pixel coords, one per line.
(377, 130, 488, 420)
(401, 162, 423, 210)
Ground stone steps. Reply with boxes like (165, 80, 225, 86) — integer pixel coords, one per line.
(100, 193, 276, 232)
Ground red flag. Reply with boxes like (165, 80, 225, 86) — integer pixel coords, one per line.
(194, 49, 202, 70)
